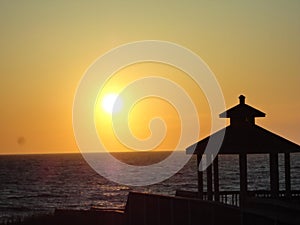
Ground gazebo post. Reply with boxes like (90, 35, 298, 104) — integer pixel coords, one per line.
(213, 155, 220, 201)
(239, 153, 247, 206)
(270, 153, 279, 198)
(207, 154, 213, 201)
(284, 152, 291, 198)
(197, 153, 203, 199)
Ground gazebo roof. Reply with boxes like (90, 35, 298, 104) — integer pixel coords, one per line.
(219, 95, 265, 118)
(187, 124, 300, 154)
(187, 95, 300, 155)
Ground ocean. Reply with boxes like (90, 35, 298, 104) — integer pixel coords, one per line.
(0, 152, 300, 222)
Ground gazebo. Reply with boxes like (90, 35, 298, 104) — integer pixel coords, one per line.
(185, 95, 300, 206)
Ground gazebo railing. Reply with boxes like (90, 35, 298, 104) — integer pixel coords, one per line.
(248, 190, 300, 199)
(176, 190, 300, 207)
(176, 190, 240, 206)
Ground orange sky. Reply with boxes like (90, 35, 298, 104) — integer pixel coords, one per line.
(0, 1, 299, 154)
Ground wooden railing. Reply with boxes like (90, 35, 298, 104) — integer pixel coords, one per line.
(176, 190, 300, 207)
(125, 192, 241, 225)
(176, 190, 240, 206)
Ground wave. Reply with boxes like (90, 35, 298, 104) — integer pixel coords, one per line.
(6, 193, 68, 199)
(0, 206, 32, 212)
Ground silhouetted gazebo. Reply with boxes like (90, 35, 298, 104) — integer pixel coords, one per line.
(185, 95, 300, 206)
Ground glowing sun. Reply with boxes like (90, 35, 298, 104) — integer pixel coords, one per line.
(101, 93, 123, 114)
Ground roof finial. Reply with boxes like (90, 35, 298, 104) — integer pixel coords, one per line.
(239, 95, 245, 104)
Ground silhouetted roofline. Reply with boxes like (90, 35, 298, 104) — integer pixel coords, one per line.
(187, 124, 300, 155)
(219, 95, 266, 118)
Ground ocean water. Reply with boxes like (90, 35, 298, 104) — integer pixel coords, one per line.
(0, 152, 299, 222)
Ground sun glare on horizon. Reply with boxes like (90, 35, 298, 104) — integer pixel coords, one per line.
(101, 93, 123, 114)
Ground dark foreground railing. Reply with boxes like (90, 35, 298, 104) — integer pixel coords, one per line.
(125, 192, 241, 225)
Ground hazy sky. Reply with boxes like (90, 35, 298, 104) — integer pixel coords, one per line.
(0, 0, 299, 154)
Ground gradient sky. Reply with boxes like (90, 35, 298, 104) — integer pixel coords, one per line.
(0, 0, 299, 154)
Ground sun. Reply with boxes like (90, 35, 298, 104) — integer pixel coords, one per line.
(101, 93, 123, 114)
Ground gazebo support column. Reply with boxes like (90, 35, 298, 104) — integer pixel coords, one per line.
(239, 153, 247, 206)
(213, 155, 220, 201)
(207, 154, 213, 201)
(197, 154, 203, 199)
(270, 153, 279, 198)
(284, 152, 291, 198)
